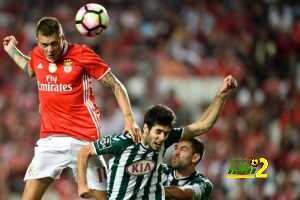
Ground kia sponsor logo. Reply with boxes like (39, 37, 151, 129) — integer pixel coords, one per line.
(126, 160, 155, 176)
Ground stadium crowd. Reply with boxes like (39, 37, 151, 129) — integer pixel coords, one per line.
(0, 0, 299, 199)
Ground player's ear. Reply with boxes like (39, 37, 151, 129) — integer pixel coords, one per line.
(192, 153, 201, 164)
(143, 124, 149, 134)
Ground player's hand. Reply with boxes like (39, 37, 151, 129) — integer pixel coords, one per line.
(78, 185, 93, 199)
(124, 121, 141, 143)
(217, 75, 238, 98)
(3, 35, 18, 53)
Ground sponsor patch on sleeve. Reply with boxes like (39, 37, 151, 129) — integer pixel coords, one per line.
(94, 136, 112, 152)
(99, 136, 112, 149)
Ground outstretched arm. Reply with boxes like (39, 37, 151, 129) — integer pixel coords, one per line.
(77, 144, 97, 199)
(100, 71, 141, 142)
(165, 186, 193, 200)
(77, 135, 127, 198)
(2, 35, 34, 78)
(182, 75, 238, 140)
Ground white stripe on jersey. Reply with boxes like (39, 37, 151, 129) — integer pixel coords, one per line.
(82, 74, 101, 137)
(108, 146, 135, 199)
(121, 146, 142, 199)
(97, 67, 111, 80)
(135, 144, 166, 199)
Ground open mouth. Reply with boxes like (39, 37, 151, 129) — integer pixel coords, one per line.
(47, 55, 57, 61)
(154, 143, 162, 148)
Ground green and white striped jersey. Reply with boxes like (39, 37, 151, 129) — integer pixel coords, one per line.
(162, 164, 213, 200)
(93, 128, 183, 200)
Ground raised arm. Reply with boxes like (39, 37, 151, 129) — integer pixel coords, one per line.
(100, 71, 141, 142)
(2, 35, 34, 78)
(182, 75, 238, 140)
(77, 144, 96, 198)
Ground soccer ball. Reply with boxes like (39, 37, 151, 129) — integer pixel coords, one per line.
(75, 3, 109, 37)
(250, 158, 259, 167)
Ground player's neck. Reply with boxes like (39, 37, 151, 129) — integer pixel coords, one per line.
(175, 167, 194, 178)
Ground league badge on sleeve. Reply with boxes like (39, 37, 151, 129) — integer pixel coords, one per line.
(99, 136, 112, 149)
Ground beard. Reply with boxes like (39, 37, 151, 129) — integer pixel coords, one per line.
(171, 159, 185, 170)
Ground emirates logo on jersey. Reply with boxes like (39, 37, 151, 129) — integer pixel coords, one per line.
(63, 59, 73, 73)
(37, 75, 72, 92)
(126, 160, 156, 176)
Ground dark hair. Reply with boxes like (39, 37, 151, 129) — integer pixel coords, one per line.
(144, 104, 176, 129)
(36, 17, 63, 37)
(185, 138, 205, 162)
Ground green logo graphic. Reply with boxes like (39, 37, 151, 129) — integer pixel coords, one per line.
(225, 157, 268, 179)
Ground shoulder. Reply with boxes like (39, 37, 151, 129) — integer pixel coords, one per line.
(30, 46, 43, 58)
(164, 127, 184, 147)
(171, 127, 184, 134)
(73, 43, 93, 53)
(63, 43, 96, 63)
(111, 133, 135, 148)
(114, 133, 138, 153)
(93, 133, 135, 155)
(65, 43, 88, 54)
(112, 133, 134, 143)
(63, 43, 91, 53)
(161, 163, 173, 174)
(194, 173, 213, 189)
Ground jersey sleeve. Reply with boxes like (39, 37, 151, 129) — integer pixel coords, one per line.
(182, 179, 213, 200)
(164, 127, 184, 149)
(92, 134, 133, 155)
(161, 164, 172, 186)
(80, 45, 110, 80)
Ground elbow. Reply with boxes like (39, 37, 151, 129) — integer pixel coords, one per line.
(195, 122, 214, 135)
(200, 117, 218, 132)
(202, 122, 214, 132)
(116, 82, 127, 93)
(111, 81, 125, 95)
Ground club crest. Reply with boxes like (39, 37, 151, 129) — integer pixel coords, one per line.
(63, 59, 73, 73)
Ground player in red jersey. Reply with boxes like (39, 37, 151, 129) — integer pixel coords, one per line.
(3, 16, 141, 200)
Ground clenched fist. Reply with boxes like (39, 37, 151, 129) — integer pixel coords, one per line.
(217, 75, 238, 98)
(3, 35, 18, 54)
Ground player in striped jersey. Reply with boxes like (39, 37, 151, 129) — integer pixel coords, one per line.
(77, 75, 238, 199)
(162, 139, 213, 200)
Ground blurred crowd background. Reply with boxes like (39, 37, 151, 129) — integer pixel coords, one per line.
(0, 0, 300, 199)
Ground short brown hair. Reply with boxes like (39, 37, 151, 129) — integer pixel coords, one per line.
(36, 17, 63, 37)
(184, 138, 205, 162)
(144, 104, 176, 129)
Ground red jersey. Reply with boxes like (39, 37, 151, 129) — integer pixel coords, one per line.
(29, 43, 110, 141)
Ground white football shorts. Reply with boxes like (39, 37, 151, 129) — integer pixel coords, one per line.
(24, 135, 107, 191)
